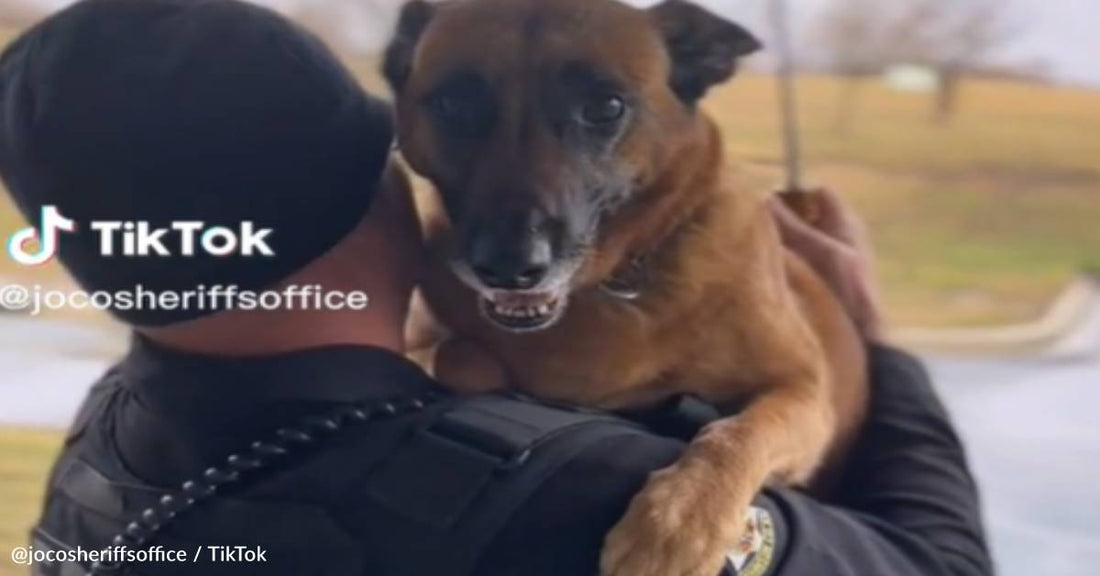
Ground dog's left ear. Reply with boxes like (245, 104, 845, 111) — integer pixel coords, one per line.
(649, 0, 762, 104)
(383, 0, 437, 93)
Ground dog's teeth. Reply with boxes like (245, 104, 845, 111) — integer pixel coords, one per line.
(487, 297, 560, 322)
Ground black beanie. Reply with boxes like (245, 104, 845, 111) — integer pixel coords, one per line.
(0, 0, 393, 326)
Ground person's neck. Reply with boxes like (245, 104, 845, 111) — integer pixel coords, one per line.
(140, 245, 413, 359)
(141, 305, 406, 358)
(142, 162, 423, 360)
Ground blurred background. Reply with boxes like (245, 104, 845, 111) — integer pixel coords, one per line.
(0, 0, 1096, 575)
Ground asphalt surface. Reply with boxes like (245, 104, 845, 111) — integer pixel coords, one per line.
(1, 313, 1097, 576)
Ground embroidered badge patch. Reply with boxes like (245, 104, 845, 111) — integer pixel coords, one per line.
(726, 506, 776, 576)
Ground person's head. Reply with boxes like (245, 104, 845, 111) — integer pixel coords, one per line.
(0, 0, 421, 355)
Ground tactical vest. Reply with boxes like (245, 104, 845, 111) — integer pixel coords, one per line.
(31, 376, 716, 576)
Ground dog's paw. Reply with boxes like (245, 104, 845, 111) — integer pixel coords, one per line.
(600, 462, 750, 576)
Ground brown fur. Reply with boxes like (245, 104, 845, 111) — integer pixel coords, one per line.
(389, 1, 868, 575)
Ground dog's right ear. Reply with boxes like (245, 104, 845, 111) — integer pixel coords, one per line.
(383, 0, 436, 93)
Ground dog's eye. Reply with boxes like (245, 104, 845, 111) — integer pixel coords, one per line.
(427, 92, 494, 138)
(426, 84, 497, 139)
(580, 95, 626, 126)
(432, 94, 468, 123)
(425, 74, 496, 139)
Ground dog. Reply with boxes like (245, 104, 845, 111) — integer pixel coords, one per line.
(385, 1, 869, 575)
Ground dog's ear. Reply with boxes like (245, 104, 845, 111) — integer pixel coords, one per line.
(649, 0, 762, 104)
(383, 0, 436, 93)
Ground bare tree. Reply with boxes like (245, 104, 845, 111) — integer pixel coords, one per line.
(886, 0, 1021, 123)
(815, 0, 890, 134)
(816, 0, 1021, 126)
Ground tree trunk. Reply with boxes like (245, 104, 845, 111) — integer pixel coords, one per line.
(933, 69, 960, 124)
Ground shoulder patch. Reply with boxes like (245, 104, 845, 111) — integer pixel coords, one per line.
(726, 506, 777, 576)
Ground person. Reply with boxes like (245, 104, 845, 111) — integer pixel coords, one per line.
(0, 1, 992, 575)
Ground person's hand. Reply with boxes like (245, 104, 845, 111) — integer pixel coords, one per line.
(769, 189, 883, 341)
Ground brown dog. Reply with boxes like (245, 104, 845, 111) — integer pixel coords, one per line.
(385, 1, 868, 575)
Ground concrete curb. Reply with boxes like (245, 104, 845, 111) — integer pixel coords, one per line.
(891, 276, 1100, 356)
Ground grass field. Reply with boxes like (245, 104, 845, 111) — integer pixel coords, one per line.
(705, 74, 1100, 326)
(0, 429, 62, 576)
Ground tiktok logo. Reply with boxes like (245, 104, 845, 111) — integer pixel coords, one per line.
(7, 206, 76, 266)
(5, 205, 276, 265)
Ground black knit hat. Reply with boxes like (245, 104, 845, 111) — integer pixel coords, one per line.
(0, 0, 393, 325)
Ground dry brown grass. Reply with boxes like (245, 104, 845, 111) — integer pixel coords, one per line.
(702, 75, 1099, 326)
(0, 428, 63, 576)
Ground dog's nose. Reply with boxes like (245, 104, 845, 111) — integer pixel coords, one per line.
(469, 234, 552, 290)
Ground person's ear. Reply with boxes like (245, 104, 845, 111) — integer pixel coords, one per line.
(649, 0, 762, 105)
(383, 0, 436, 94)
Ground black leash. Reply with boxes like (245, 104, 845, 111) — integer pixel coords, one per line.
(88, 392, 443, 575)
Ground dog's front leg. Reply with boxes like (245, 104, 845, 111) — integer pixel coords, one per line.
(601, 372, 834, 576)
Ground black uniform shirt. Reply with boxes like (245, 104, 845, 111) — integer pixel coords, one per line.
(35, 338, 993, 576)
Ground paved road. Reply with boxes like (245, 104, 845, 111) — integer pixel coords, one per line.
(1, 313, 1097, 576)
(929, 355, 1100, 575)
(0, 315, 123, 428)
